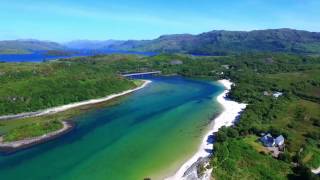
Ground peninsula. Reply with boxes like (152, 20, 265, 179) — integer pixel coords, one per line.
(0, 80, 151, 152)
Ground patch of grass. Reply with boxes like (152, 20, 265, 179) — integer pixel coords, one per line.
(133, 79, 144, 87)
(243, 135, 269, 154)
(267, 99, 320, 153)
(3, 120, 63, 142)
(300, 139, 320, 169)
(264, 70, 320, 100)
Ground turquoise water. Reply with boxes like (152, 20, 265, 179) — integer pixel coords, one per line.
(0, 76, 223, 180)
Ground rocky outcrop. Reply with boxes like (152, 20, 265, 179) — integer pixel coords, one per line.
(181, 157, 212, 180)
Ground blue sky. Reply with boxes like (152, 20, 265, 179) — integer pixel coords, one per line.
(1, 0, 320, 42)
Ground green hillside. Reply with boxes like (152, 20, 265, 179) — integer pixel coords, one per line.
(0, 60, 136, 115)
(108, 29, 320, 55)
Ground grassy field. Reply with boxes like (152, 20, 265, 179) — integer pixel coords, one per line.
(264, 70, 320, 99)
(243, 135, 269, 154)
(301, 139, 320, 169)
(269, 98, 320, 152)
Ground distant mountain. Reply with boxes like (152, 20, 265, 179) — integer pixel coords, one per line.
(2, 29, 320, 55)
(107, 28, 320, 55)
(64, 40, 124, 50)
(0, 40, 65, 54)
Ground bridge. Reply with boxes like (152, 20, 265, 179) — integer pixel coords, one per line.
(121, 71, 161, 77)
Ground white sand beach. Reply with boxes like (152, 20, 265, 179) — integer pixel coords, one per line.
(166, 79, 247, 180)
(0, 80, 151, 121)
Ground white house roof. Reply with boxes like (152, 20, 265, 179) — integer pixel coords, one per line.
(273, 92, 283, 98)
(275, 135, 284, 144)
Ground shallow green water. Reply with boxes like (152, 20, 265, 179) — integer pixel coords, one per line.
(0, 76, 223, 180)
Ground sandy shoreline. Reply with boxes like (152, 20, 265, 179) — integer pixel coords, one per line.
(0, 80, 152, 121)
(165, 79, 247, 180)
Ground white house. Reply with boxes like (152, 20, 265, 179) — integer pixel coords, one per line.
(275, 135, 285, 146)
(273, 92, 283, 98)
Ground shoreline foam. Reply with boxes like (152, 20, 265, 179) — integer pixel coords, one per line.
(0, 80, 152, 121)
(165, 79, 247, 180)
